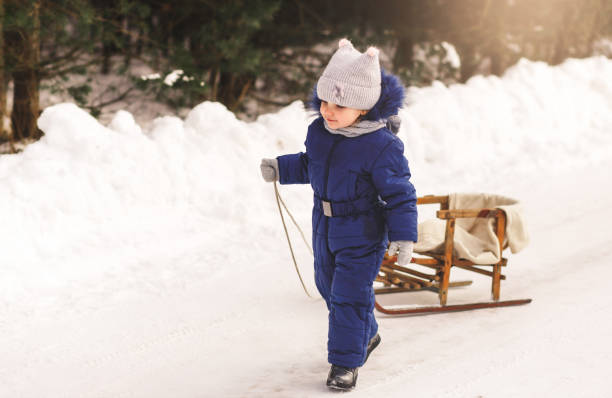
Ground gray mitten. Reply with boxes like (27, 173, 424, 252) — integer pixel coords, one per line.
(260, 158, 279, 182)
(388, 240, 414, 266)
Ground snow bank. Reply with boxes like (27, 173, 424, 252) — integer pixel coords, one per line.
(1, 56, 611, 272)
(402, 56, 612, 192)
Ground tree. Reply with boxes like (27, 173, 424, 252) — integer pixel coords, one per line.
(0, 0, 6, 142)
(2, 0, 612, 143)
(1, 0, 137, 142)
(4, 0, 42, 141)
(140, 0, 283, 111)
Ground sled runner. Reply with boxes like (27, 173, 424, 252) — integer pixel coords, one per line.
(374, 194, 532, 315)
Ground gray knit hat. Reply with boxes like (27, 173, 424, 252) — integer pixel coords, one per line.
(317, 39, 381, 110)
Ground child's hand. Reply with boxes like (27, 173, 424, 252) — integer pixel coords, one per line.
(388, 241, 414, 266)
(260, 158, 279, 182)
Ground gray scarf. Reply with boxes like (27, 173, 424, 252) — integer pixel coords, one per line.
(323, 119, 385, 137)
(323, 115, 401, 137)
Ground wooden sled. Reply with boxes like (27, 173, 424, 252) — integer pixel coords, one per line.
(375, 195, 532, 315)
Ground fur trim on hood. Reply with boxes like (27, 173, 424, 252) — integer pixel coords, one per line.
(309, 68, 406, 122)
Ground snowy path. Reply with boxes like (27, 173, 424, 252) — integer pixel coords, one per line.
(2, 154, 611, 398)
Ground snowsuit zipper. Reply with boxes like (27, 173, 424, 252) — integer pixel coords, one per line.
(324, 137, 343, 200)
(323, 136, 342, 254)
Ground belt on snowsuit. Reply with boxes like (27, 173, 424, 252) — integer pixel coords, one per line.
(314, 194, 382, 218)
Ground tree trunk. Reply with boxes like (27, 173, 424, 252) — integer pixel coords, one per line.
(0, 0, 6, 141)
(11, 0, 41, 141)
(101, 41, 113, 74)
(551, 4, 573, 65)
(218, 71, 253, 112)
(455, 43, 480, 83)
(393, 35, 415, 70)
(123, 16, 132, 69)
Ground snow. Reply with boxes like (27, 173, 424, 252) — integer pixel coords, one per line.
(441, 41, 461, 68)
(140, 73, 162, 81)
(163, 70, 195, 86)
(1, 56, 612, 397)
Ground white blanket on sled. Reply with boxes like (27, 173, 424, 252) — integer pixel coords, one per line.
(414, 193, 529, 264)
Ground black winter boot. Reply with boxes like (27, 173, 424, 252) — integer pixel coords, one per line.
(326, 365, 358, 391)
(364, 333, 381, 364)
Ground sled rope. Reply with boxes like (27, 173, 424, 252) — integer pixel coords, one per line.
(273, 181, 313, 298)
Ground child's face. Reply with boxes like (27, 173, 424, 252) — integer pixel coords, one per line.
(320, 101, 367, 129)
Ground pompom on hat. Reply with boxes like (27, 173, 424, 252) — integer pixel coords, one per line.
(316, 39, 382, 110)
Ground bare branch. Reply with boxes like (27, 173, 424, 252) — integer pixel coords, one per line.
(249, 91, 302, 107)
(86, 86, 135, 110)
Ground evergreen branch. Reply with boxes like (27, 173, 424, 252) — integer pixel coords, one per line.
(44, 0, 167, 52)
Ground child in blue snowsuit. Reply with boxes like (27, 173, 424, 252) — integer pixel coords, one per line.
(260, 39, 417, 390)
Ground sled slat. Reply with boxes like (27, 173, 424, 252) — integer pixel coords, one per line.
(374, 298, 532, 315)
(455, 265, 506, 280)
(381, 262, 439, 281)
(380, 266, 433, 287)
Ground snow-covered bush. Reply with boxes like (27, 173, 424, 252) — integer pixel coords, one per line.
(398, 42, 461, 87)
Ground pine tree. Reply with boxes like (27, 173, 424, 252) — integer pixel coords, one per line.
(0, 0, 5, 142)
(4, 0, 42, 141)
(145, 0, 283, 111)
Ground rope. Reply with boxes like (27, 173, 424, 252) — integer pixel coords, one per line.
(273, 181, 313, 298)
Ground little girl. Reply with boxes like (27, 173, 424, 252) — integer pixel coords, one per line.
(260, 39, 417, 391)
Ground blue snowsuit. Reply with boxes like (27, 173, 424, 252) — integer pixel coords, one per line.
(277, 71, 418, 368)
